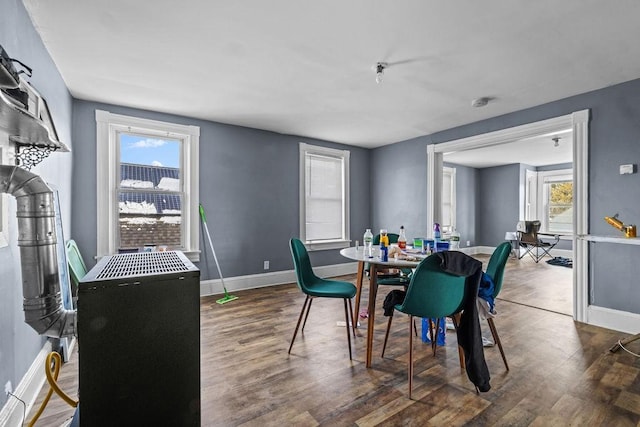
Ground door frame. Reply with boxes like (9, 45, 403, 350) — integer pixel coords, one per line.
(426, 110, 589, 322)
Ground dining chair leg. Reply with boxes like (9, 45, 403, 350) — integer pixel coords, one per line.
(348, 298, 356, 337)
(487, 317, 509, 371)
(429, 318, 437, 356)
(451, 313, 465, 369)
(408, 315, 414, 399)
(381, 314, 393, 358)
(343, 298, 353, 360)
(289, 296, 311, 354)
(301, 297, 314, 332)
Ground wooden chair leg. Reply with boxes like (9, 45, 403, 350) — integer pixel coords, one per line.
(302, 297, 313, 331)
(381, 314, 394, 358)
(451, 313, 465, 369)
(289, 296, 311, 354)
(343, 298, 353, 360)
(408, 315, 414, 399)
(488, 317, 509, 370)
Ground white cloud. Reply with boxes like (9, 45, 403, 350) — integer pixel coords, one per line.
(151, 160, 163, 166)
(130, 138, 167, 148)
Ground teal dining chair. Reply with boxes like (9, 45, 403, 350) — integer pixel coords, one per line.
(288, 238, 357, 360)
(392, 254, 468, 399)
(483, 242, 512, 370)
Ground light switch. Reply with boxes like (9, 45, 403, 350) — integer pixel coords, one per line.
(620, 164, 636, 175)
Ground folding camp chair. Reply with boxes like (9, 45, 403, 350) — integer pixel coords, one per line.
(516, 220, 559, 263)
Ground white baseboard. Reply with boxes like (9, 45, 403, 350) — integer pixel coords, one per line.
(587, 305, 640, 334)
(200, 262, 359, 296)
(0, 340, 52, 427)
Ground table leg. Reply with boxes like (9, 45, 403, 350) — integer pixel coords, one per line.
(353, 261, 365, 329)
(366, 264, 378, 368)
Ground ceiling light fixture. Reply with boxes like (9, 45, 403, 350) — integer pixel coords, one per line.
(471, 97, 490, 108)
(552, 137, 561, 147)
(375, 62, 387, 84)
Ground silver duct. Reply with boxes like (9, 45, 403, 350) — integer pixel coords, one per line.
(0, 165, 76, 338)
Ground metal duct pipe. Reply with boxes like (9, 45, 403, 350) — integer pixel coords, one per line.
(0, 165, 76, 338)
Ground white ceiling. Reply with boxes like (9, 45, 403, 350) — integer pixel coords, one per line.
(22, 1, 640, 149)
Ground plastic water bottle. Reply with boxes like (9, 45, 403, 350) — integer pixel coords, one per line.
(433, 223, 441, 241)
(450, 228, 460, 250)
(363, 228, 373, 258)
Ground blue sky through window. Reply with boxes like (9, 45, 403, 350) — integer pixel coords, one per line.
(120, 133, 180, 168)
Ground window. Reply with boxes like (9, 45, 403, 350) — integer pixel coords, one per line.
(299, 143, 350, 250)
(527, 168, 573, 234)
(441, 166, 456, 235)
(96, 111, 199, 260)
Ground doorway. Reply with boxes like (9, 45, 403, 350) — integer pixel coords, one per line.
(426, 110, 589, 321)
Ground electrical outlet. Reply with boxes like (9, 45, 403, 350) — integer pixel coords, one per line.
(466, 240, 471, 247)
(263, 260, 269, 270)
(4, 380, 11, 396)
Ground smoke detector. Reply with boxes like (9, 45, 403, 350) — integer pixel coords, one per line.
(471, 97, 490, 108)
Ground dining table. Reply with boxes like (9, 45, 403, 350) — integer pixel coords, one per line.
(339, 245, 425, 368)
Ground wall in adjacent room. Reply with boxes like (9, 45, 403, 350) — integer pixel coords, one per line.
(0, 0, 74, 407)
(372, 77, 640, 315)
(71, 101, 371, 280)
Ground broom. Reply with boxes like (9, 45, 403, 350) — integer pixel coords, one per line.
(199, 204, 238, 304)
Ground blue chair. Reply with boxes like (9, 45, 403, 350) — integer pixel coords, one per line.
(288, 238, 357, 360)
(392, 254, 468, 398)
(483, 242, 512, 370)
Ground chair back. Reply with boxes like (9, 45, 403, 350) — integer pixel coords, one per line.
(66, 239, 88, 287)
(289, 238, 318, 293)
(396, 254, 467, 319)
(486, 242, 511, 298)
(373, 233, 399, 245)
(517, 220, 542, 244)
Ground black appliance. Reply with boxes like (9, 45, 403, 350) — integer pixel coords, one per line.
(78, 251, 200, 426)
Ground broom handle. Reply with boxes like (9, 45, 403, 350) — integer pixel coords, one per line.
(199, 204, 228, 293)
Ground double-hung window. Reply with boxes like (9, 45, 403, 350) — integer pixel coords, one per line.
(525, 168, 573, 234)
(96, 110, 200, 260)
(299, 143, 350, 251)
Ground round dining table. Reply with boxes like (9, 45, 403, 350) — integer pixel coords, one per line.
(339, 245, 424, 367)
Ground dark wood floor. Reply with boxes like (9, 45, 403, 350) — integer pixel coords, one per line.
(28, 255, 640, 426)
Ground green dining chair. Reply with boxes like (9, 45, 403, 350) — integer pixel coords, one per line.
(392, 254, 468, 399)
(66, 239, 88, 288)
(288, 238, 357, 360)
(483, 242, 512, 370)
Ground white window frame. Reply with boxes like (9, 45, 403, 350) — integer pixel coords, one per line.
(96, 110, 200, 261)
(441, 166, 456, 236)
(299, 143, 350, 251)
(536, 168, 573, 233)
(0, 145, 8, 248)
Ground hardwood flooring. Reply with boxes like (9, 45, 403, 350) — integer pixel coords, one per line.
(26, 255, 640, 426)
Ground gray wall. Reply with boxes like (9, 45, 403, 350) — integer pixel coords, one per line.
(372, 78, 640, 315)
(0, 0, 74, 407)
(444, 162, 478, 247)
(71, 101, 371, 280)
(477, 164, 520, 246)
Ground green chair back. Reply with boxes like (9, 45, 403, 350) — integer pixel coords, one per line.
(396, 254, 467, 319)
(485, 242, 511, 298)
(289, 238, 318, 293)
(66, 239, 87, 287)
(373, 233, 400, 245)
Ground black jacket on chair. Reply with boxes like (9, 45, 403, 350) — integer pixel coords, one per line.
(437, 251, 491, 392)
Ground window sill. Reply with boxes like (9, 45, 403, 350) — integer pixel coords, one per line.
(306, 240, 351, 252)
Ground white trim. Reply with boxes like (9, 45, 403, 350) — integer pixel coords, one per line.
(584, 235, 640, 245)
(0, 341, 53, 427)
(299, 143, 350, 251)
(199, 262, 359, 296)
(0, 145, 12, 248)
(95, 110, 200, 261)
(587, 305, 640, 334)
(427, 110, 590, 323)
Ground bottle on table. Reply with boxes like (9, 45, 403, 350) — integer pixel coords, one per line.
(433, 223, 441, 241)
(398, 225, 407, 250)
(450, 228, 460, 250)
(363, 228, 373, 257)
(380, 241, 388, 262)
(379, 229, 389, 248)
